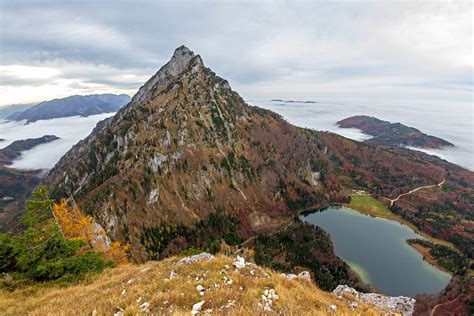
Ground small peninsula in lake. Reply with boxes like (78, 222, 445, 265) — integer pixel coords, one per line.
(337, 115, 454, 149)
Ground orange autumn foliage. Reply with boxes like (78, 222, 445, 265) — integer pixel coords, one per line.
(52, 199, 128, 264)
(52, 199, 90, 240)
(103, 241, 129, 265)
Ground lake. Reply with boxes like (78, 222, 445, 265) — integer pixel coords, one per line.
(300, 206, 451, 297)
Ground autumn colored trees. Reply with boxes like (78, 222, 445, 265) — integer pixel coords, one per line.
(52, 199, 128, 264)
(0, 186, 127, 281)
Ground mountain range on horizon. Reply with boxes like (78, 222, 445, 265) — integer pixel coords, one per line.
(5, 93, 131, 123)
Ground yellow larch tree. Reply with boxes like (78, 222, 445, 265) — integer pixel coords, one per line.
(52, 198, 128, 264)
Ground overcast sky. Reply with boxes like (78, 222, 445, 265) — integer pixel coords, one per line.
(0, 0, 472, 106)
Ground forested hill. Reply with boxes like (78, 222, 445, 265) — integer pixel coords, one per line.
(337, 115, 454, 149)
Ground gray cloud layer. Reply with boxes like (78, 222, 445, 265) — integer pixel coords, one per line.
(0, 0, 472, 105)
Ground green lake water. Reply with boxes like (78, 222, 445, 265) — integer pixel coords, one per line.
(300, 206, 451, 297)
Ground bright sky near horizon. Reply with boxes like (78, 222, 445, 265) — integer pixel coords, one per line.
(0, 0, 472, 106)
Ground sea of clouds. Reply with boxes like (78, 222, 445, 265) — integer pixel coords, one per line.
(0, 113, 115, 170)
(250, 99, 473, 171)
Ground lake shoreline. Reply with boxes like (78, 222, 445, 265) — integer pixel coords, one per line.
(300, 206, 452, 296)
(406, 241, 451, 274)
(344, 194, 456, 249)
(298, 203, 456, 278)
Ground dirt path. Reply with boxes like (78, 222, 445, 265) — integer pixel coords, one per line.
(383, 178, 445, 207)
(430, 295, 460, 316)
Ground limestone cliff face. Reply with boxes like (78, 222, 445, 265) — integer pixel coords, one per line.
(45, 46, 340, 257)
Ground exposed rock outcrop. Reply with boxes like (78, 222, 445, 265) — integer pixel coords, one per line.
(333, 285, 416, 315)
(177, 252, 214, 265)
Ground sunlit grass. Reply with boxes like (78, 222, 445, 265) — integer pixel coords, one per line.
(346, 194, 393, 219)
(0, 254, 381, 315)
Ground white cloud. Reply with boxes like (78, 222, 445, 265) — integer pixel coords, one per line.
(0, 65, 60, 80)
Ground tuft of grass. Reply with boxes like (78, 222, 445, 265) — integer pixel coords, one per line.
(0, 254, 381, 315)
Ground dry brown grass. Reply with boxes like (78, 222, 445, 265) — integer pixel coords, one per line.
(0, 255, 383, 315)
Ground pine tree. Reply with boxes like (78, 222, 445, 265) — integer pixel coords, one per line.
(0, 186, 117, 281)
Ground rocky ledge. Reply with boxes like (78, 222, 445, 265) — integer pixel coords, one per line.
(333, 284, 416, 315)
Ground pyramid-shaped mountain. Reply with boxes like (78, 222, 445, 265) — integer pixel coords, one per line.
(46, 46, 341, 256)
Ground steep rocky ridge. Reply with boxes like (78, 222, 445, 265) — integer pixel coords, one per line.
(42, 46, 473, 313)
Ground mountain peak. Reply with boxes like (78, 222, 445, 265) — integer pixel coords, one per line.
(173, 45, 193, 56)
(169, 45, 195, 71)
(132, 45, 198, 102)
(46, 45, 335, 258)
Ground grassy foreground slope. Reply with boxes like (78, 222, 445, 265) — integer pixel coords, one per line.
(0, 254, 381, 316)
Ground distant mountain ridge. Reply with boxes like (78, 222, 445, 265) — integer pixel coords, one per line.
(0, 135, 60, 166)
(6, 94, 131, 123)
(337, 115, 454, 149)
(0, 103, 36, 120)
(0, 135, 61, 231)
